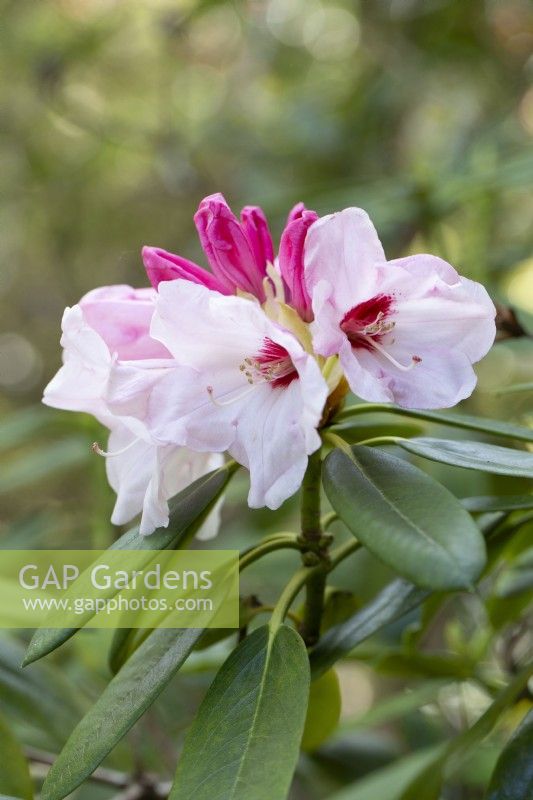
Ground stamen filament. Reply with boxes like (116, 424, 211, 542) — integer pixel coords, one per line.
(360, 336, 421, 371)
(207, 384, 258, 407)
(92, 439, 138, 458)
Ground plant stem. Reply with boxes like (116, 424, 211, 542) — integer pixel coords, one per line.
(329, 538, 361, 569)
(26, 747, 130, 788)
(300, 449, 322, 543)
(321, 511, 338, 530)
(239, 535, 300, 572)
(269, 539, 360, 632)
(300, 569, 327, 646)
(353, 435, 402, 447)
(270, 566, 316, 631)
(299, 449, 329, 646)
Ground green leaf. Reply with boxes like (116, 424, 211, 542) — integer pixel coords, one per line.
(398, 438, 533, 478)
(334, 405, 533, 444)
(0, 711, 33, 799)
(330, 419, 424, 444)
(0, 636, 83, 745)
(327, 745, 446, 800)
(0, 795, 27, 800)
(310, 579, 427, 678)
(0, 438, 89, 494)
(399, 664, 533, 800)
(462, 495, 533, 513)
(321, 588, 361, 632)
(397, 758, 445, 800)
(495, 546, 533, 597)
(495, 568, 533, 598)
(370, 650, 474, 681)
(0, 406, 55, 453)
(452, 665, 533, 758)
(494, 382, 533, 396)
(341, 681, 445, 732)
(169, 624, 310, 800)
(24, 461, 236, 666)
(40, 627, 203, 800)
(486, 708, 533, 800)
(301, 669, 341, 752)
(108, 627, 139, 674)
(323, 446, 486, 591)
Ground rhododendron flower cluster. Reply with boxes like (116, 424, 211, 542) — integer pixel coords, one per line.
(44, 194, 496, 535)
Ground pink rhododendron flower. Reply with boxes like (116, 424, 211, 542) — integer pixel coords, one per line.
(78, 285, 172, 361)
(43, 290, 222, 536)
(304, 207, 496, 409)
(104, 426, 221, 539)
(138, 280, 329, 510)
(44, 196, 498, 529)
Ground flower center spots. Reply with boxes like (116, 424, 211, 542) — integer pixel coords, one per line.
(241, 338, 298, 389)
(206, 338, 298, 407)
(340, 294, 422, 372)
(340, 294, 395, 350)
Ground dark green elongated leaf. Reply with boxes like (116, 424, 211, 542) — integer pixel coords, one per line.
(494, 382, 533, 396)
(0, 438, 90, 494)
(108, 627, 137, 674)
(327, 745, 447, 800)
(40, 627, 203, 800)
(399, 438, 533, 478)
(399, 663, 533, 800)
(486, 708, 533, 800)
(452, 665, 533, 758)
(24, 461, 237, 666)
(323, 446, 486, 591)
(397, 758, 445, 800)
(0, 406, 55, 453)
(462, 495, 533, 513)
(0, 711, 33, 799)
(371, 650, 474, 681)
(170, 624, 310, 800)
(321, 588, 361, 632)
(495, 547, 533, 597)
(330, 419, 424, 444)
(334, 405, 533, 444)
(0, 636, 84, 745)
(301, 669, 341, 752)
(496, 568, 533, 598)
(341, 681, 446, 732)
(310, 578, 428, 678)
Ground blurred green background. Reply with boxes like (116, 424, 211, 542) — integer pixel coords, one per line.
(0, 1, 533, 798)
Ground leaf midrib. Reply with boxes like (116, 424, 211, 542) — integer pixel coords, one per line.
(227, 628, 277, 800)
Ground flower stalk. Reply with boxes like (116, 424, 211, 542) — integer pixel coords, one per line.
(298, 449, 330, 646)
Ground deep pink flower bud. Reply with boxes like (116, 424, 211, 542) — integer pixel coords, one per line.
(142, 246, 229, 294)
(286, 202, 307, 224)
(241, 205, 275, 272)
(194, 193, 268, 301)
(278, 206, 318, 322)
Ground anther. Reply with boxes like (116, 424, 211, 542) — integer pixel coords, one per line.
(91, 439, 138, 458)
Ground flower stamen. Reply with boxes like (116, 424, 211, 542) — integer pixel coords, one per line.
(206, 338, 299, 406)
(340, 294, 422, 372)
(359, 337, 422, 371)
(92, 439, 138, 458)
(206, 385, 257, 407)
